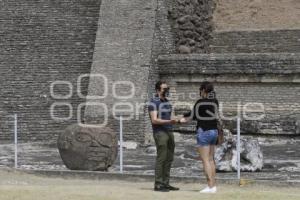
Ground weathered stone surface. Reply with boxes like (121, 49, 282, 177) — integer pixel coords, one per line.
(1, 135, 300, 181)
(215, 135, 264, 172)
(158, 53, 300, 75)
(1, 0, 299, 148)
(145, 146, 157, 155)
(178, 45, 192, 54)
(211, 29, 300, 53)
(84, 0, 161, 144)
(57, 124, 118, 171)
(0, 0, 102, 142)
(223, 114, 300, 135)
(159, 53, 300, 136)
(168, 0, 216, 53)
(122, 141, 138, 150)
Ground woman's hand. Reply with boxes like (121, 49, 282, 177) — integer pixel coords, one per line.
(179, 117, 188, 123)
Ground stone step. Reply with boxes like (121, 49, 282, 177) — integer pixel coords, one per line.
(210, 29, 300, 53)
(158, 53, 300, 75)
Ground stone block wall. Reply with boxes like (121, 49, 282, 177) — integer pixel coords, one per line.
(0, 0, 176, 144)
(0, 0, 102, 142)
(159, 53, 300, 75)
(211, 29, 300, 53)
(158, 53, 300, 135)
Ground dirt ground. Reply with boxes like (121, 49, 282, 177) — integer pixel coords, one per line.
(0, 170, 299, 200)
(213, 0, 300, 30)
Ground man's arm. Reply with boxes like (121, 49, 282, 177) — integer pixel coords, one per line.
(149, 110, 177, 125)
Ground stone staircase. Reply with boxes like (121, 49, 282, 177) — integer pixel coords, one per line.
(0, 0, 101, 142)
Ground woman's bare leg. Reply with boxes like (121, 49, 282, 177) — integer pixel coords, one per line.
(198, 146, 214, 188)
(209, 145, 216, 187)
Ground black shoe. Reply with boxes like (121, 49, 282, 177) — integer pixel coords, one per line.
(165, 184, 180, 191)
(154, 185, 169, 192)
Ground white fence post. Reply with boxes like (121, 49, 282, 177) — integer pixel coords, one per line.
(14, 114, 18, 169)
(119, 116, 123, 173)
(237, 117, 241, 180)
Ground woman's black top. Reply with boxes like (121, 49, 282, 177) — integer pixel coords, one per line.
(183, 98, 219, 131)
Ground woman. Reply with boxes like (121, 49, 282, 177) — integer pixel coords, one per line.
(180, 81, 219, 193)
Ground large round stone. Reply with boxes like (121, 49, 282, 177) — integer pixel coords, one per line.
(57, 124, 118, 171)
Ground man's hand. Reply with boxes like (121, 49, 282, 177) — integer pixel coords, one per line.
(170, 119, 178, 125)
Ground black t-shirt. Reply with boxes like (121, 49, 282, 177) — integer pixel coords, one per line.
(183, 98, 219, 131)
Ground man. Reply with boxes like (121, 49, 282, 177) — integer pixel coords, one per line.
(148, 81, 180, 192)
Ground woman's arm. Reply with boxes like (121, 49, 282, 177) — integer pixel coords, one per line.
(180, 103, 197, 123)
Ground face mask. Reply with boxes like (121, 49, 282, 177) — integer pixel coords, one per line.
(162, 88, 170, 97)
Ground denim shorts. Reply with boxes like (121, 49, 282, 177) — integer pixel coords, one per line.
(196, 128, 218, 146)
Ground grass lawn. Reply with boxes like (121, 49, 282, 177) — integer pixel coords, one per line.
(0, 170, 299, 200)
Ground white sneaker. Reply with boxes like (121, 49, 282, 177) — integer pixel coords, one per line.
(199, 186, 217, 193)
(210, 186, 217, 193)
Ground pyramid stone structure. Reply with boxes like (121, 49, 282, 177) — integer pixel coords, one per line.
(0, 0, 299, 143)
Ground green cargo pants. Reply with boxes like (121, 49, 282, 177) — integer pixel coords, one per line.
(153, 130, 175, 186)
